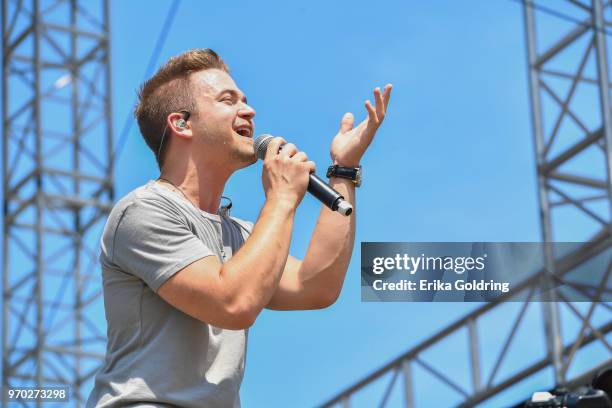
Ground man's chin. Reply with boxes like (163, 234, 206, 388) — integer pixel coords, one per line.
(240, 155, 257, 167)
(232, 148, 257, 168)
(245, 151, 258, 165)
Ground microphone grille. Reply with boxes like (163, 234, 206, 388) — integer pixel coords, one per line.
(253, 134, 273, 160)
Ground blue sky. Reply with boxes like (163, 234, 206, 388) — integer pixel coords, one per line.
(3, 0, 610, 407)
(103, 0, 608, 407)
(110, 1, 539, 406)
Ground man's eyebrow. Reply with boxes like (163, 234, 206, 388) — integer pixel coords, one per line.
(217, 89, 247, 104)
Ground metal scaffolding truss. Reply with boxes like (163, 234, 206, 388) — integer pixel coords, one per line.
(319, 238, 611, 407)
(318, 1, 612, 406)
(2, 0, 113, 406)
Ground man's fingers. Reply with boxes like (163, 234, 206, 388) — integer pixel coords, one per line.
(279, 143, 298, 157)
(382, 84, 393, 110)
(365, 100, 378, 126)
(293, 151, 308, 162)
(266, 137, 286, 158)
(304, 160, 316, 174)
(374, 87, 385, 121)
(339, 112, 354, 133)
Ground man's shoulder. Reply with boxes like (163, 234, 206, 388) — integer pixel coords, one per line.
(227, 215, 254, 236)
(99, 182, 184, 266)
(102, 182, 177, 241)
(109, 181, 175, 218)
(228, 214, 252, 226)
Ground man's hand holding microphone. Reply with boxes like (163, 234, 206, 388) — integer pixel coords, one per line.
(260, 138, 316, 212)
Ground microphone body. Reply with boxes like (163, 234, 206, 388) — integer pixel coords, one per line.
(253, 135, 353, 216)
(307, 174, 351, 215)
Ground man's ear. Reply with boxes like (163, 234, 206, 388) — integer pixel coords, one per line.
(167, 112, 192, 139)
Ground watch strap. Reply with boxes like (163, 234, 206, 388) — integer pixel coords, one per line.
(327, 165, 362, 187)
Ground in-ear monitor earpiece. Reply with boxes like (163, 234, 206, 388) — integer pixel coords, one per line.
(157, 110, 191, 161)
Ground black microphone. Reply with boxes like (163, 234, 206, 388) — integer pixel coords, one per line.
(253, 134, 353, 216)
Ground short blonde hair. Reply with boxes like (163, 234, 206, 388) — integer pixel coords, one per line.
(134, 48, 229, 169)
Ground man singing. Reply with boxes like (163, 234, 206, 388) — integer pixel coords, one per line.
(87, 48, 391, 407)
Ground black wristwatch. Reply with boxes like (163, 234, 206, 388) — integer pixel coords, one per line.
(326, 165, 362, 187)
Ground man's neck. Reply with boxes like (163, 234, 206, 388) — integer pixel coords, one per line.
(159, 158, 233, 215)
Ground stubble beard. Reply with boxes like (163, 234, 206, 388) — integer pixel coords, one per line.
(230, 141, 257, 168)
(204, 129, 256, 170)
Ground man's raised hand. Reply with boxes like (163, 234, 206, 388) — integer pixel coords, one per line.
(330, 84, 392, 167)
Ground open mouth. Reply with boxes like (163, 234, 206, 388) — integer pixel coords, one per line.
(235, 127, 252, 138)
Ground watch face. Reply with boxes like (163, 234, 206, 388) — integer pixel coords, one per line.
(356, 166, 362, 187)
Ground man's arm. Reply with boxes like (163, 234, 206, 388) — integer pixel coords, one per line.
(266, 178, 355, 310)
(157, 138, 313, 330)
(267, 84, 392, 310)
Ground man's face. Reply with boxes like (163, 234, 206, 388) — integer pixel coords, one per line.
(189, 69, 257, 168)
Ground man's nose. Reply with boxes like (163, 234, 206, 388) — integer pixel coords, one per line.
(238, 103, 255, 119)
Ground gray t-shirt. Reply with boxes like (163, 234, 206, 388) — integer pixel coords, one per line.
(86, 181, 253, 408)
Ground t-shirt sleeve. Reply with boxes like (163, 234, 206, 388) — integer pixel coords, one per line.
(109, 198, 215, 292)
